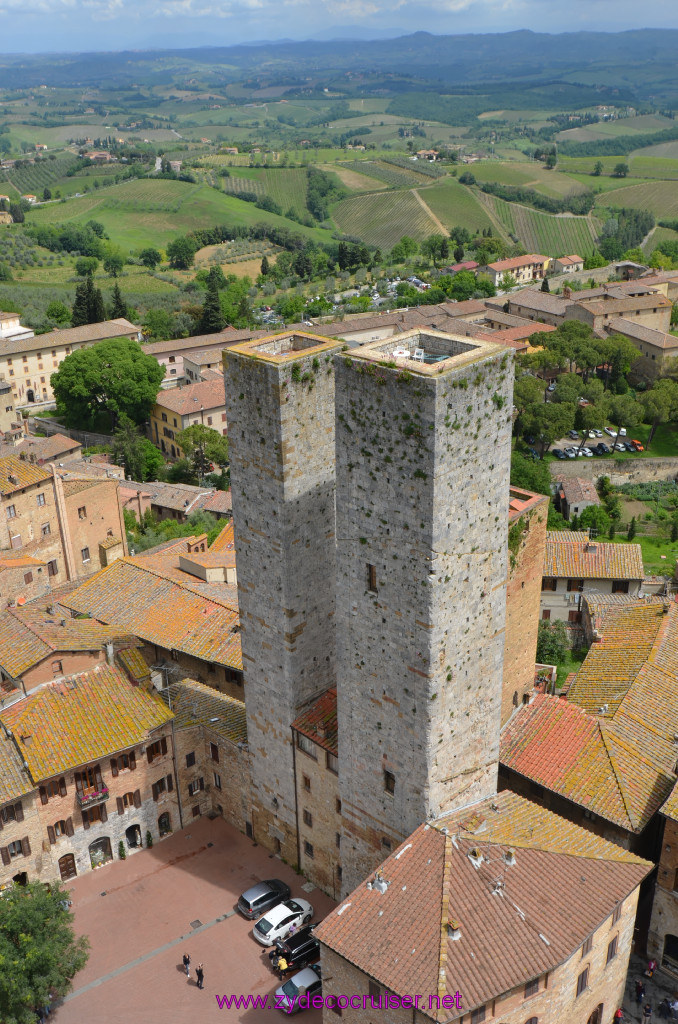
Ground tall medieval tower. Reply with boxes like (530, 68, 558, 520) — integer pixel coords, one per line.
(224, 332, 342, 861)
(334, 329, 514, 891)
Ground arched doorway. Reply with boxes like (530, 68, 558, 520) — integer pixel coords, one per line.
(586, 1005, 603, 1024)
(126, 824, 141, 848)
(26, 388, 35, 403)
(89, 837, 112, 869)
(12, 871, 27, 886)
(158, 812, 171, 837)
(59, 854, 77, 881)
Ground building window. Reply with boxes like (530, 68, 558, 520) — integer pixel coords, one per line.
(41, 522, 51, 537)
(326, 751, 338, 774)
(6, 504, 15, 519)
(567, 579, 584, 593)
(54, 819, 68, 837)
(582, 936, 592, 956)
(303, 809, 313, 828)
(36, 492, 45, 507)
(186, 752, 195, 768)
(384, 770, 395, 794)
(612, 903, 621, 924)
(123, 792, 135, 808)
(302, 775, 311, 792)
(207, 416, 212, 426)
(381, 837, 391, 850)
(188, 778, 204, 797)
(213, 772, 222, 790)
(607, 935, 618, 964)
(7, 839, 27, 859)
(336, 832, 341, 849)
(541, 578, 557, 591)
(147, 737, 168, 763)
(47, 560, 58, 577)
(78, 506, 87, 519)
(221, 413, 227, 422)
(612, 580, 630, 594)
(470, 1008, 486, 1024)
(568, 610, 582, 624)
(24, 572, 33, 585)
(51, 660, 63, 675)
(151, 774, 173, 800)
(336, 798, 342, 814)
(541, 609, 551, 620)
(1, 805, 17, 824)
(367, 563, 377, 592)
(304, 841, 314, 859)
(162, 412, 167, 422)
(210, 743, 219, 763)
(297, 734, 317, 760)
(525, 979, 539, 998)
(81, 547, 90, 563)
(10, 533, 21, 549)
(576, 968, 589, 998)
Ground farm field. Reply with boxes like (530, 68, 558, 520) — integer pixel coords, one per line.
(220, 166, 310, 215)
(595, 179, 678, 219)
(556, 113, 674, 143)
(331, 190, 439, 248)
(321, 164, 385, 192)
(338, 160, 433, 188)
(415, 179, 495, 233)
(26, 177, 331, 250)
(487, 195, 599, 255)
(642, 226, 678, 257)
(468, 160, 588, 197)
(628, 155, 678, 180)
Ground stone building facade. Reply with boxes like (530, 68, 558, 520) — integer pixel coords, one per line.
(648, 793, 678, 973)
(224, 333, 342, 864)
(503, 487, 549, 723)
(334, 329, 513, 891)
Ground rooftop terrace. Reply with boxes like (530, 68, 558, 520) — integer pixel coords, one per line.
(346, 327, 507, 377)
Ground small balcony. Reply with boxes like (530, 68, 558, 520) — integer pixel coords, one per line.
(77, 786, 109, 808)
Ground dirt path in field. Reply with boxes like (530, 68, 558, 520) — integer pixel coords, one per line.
(412, 188, 449, 236)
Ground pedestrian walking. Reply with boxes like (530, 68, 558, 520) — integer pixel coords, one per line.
(637, 980, 647, 1004)
(644, 1002, 654, 1023)
(614, 1010, 624, 1023)
(196, 964, 204, 990)
(183, 952, 191, 978)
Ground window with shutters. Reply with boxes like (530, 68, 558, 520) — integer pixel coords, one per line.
(36, 492, 45, 507)
(45, 778, 66, 799)
(186, 751, 195, 768)
(210, 743, 219, 763)
(8, 839, 26, 858)
(82, 804, 106, 827)
(1, 801, 23, 824)
(541, 577, 557, 591)
(213, 772, 222, 790)
(147, 737, 168, 763)
(123, 792, 135, 808)
(303, 809, 313, 827)
(612, 903, 622, 924)
(47, 559, 58, 577)
(188, 777, 204, 797)
(606, 935, 618, 964)
(576, 967, 589, 997)
(582, 935, 592, 956)
(470, 1008, 486, 1024)
(297, 733, 317, 759)
(115, 752, 133, 772)
(525, 978, 539, 998)
(152, 775, 173, 801)
(326, 751, 338, 774)
(24, 571, 33, 584)
(367, 563, 377, 592)
(54, 820, 68, 838)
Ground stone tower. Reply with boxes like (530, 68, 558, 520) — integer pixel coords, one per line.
(224, 331, 343, 860)
(335, 329, 514, 891)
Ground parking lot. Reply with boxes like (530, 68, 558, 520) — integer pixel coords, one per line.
(51, 817, 336, 1024)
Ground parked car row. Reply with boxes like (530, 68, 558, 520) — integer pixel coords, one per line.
(552, 439, 643, 460)
(238, 879, 320, 1013)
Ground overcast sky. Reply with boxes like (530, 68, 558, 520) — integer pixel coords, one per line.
(2, 0, 677, 54)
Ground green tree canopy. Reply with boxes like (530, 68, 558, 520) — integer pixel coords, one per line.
(71, 276, 105, 327)
(640, 378, 678, 442)
(52, 337, 164, 431)
(0, 880, 89, 1024)
(112, 415, 165, 481)
(74, 256, 98, 278)
(421, 234, 449, 267)
(176, 423, 229, 481)
(510, 451, 551, 495)
(199, 280, 225, 334)
(109, 283, 128, 320)
(536, 619, 569, 664)
(45, 300, 71, 325)
(138, 247, 162, 269)
(166, 237, 195, 270)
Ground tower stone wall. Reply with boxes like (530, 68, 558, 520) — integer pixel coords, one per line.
(334, 331, 514, 891)
(223, 333, 342, 860)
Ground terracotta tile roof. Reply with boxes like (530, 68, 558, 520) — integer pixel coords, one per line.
(60, 557, 242, 670)
(0, 319, 138, 358)
(0, 730, 33, 806)
(197, 490, 232, 515)
(292, 688, 337, 756)
(0, 434, 82, 463)
(117, 646, 151, 686)
(559, 477, 601, 506)
(209, 521, 235, 553)
(661, 781, 678, 823)
(0, 606, 140, 680)
(0, 664, 173, 781)
(123, 479, 212, 514)
(573, 295, 671, 316)
(0, 555, 46, 570)
(165, 678, 246, 745)
(547, 528, 589, 541)
(315, 791, 649, 1020)
(607, 318, 678, 350)
(486, 254, 547, 272)
(142, 328, 267, 357)
(154, 378, 225, 416)
(508, 486, 548, 523)
(60, 478, 101, 497)
(506, 289, 572, 316)
(544, 533, 643, 580)
(556, 255, 583, 265)
(0, 455, 51, 495)
(502, 604, 678, 833)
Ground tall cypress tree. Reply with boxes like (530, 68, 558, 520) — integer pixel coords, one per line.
(110, 282, 128, 320)
(199, 280, 225, 334)
(71, 281, 90, 327)
(88, 277, 106, 323)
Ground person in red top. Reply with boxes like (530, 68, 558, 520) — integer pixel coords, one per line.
(614, 1010, 624, 1022)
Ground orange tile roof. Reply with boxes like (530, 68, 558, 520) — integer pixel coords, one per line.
(166, 678, 246, 745)
(0, 730, 33, 806)
(0, 455, 51, 495)
(292, 688, 337, 755)
(154, 378, 225, 416)
(544, 533, 643, 580)
(0, 556, 47, 570)
(486, 254, 547, 272)
(315, 791, 649, 1020)
(0, 607, 141, 679)
(60, 557, 242, 670)
(209, 521, 235, 553)
(502, 603, 678, 833)
(0, 664, 173, 781)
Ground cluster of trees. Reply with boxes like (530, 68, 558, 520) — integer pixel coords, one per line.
(558, 122, 678, 158)
(597, 208, 655, 261)
(306, 166, 345, 221)
(26, 219, 109, 258)
(478, 181, 595, 216)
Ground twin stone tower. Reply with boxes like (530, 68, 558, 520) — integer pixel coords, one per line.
(224, 328, 514, 893)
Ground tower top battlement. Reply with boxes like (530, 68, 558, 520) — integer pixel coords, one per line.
(344, 327, 508, 377)
(227, 331, 341, 364)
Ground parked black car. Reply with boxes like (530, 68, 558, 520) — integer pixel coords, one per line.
(238, 879, 291, 920)
(623, 441, 636, 453)
(552, 448, 566, 460)
(597, 443, 611, 454)
(269, 926, 320, 972)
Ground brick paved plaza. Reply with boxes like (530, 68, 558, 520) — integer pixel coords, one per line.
(52, 817, 336, 1024)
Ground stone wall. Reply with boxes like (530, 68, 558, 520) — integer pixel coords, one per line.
(173, 721, 252, 832)
(224, 338, 342, 863)
(503, 495, 549, 724)
(335, 344, 513, 892)
(551, 456, 678, 487)
(294, 734, 342, 899)
(0, 791, 46, 887)
(648, 816, 678, 964)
